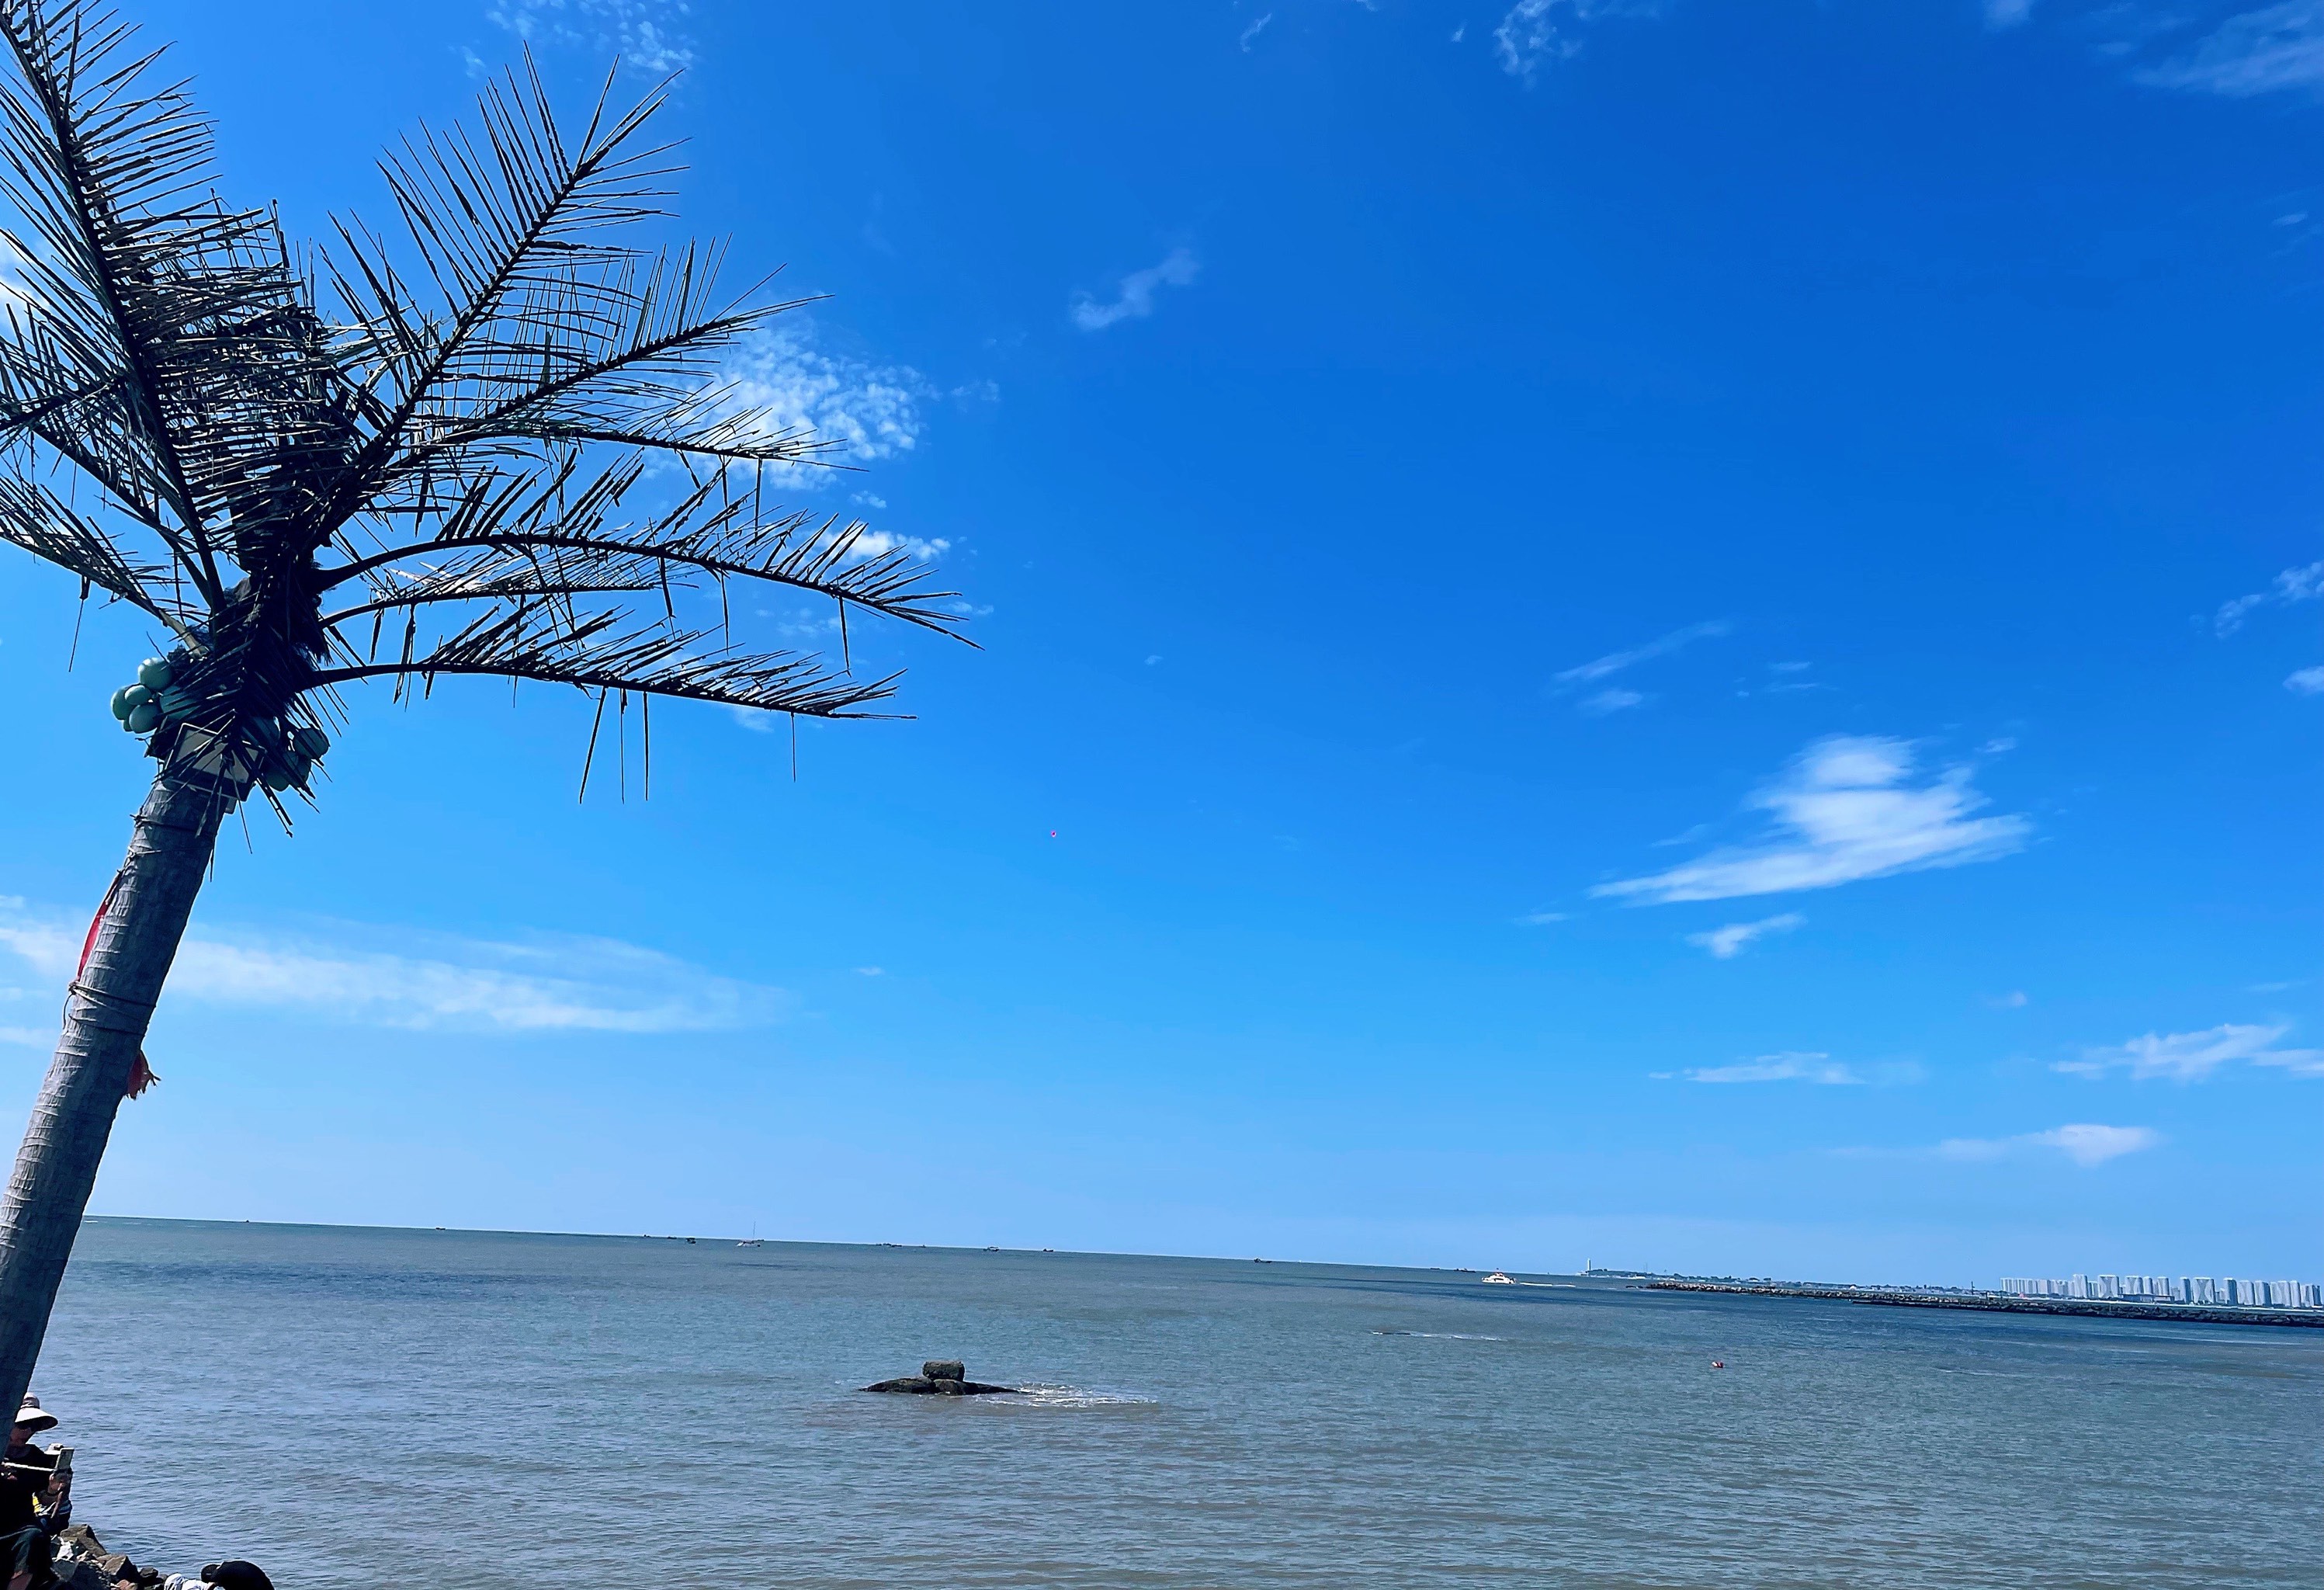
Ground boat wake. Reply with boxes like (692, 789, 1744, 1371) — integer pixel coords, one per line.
(1374, 1330, 1507, 1342)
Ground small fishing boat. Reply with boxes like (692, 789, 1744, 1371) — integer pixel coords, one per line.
(1481, 1271, 1515, 1285)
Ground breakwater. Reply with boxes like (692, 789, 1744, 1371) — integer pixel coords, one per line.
(1647, 1279, 2324, 1328)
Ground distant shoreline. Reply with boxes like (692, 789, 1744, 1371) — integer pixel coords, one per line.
(1648, 1279, 2324, 1329)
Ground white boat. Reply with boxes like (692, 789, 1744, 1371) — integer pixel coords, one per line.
(1481, 1270, 1515, 1285)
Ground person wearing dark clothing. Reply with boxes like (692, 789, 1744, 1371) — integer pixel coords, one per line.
(202, 1564, 273, 1590)
(0, 1399, 59, 1542)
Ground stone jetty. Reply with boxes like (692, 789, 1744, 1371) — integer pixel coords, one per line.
(1648, 1279, 2324, 1328)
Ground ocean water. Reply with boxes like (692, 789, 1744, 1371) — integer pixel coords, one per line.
(29, 1219, 2321, 1588)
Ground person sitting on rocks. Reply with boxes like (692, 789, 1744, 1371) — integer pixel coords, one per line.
(1, 1399, 67, 1538)
(0, 1397, 65, 1590)
(2, 1404, 65, 1543)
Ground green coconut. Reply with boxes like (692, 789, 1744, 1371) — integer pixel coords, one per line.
(136, 656, 172, 690)
(125, 701, 159, 734)
(294, 726, 331, 759)
(109, 686, 138, 720)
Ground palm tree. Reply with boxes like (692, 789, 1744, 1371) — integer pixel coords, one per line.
(0, 0, 968, 1410)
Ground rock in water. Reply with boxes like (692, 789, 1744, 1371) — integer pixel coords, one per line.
(862, 1359, 1019, 1395)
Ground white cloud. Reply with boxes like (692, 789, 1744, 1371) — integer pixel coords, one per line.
(2287, 665, 2324, 695)
(2136, 1, 2324, 96)
(1240, 12, 1273, 50)
(1687, 911, 1803, 959)
(1594, 735, 2029, 905)
(1580, 687, 1645, 715)
(1938, 1123, 2162, 1167)
(1555, 620, 1729, 686)
(2057, 1022, 2324, 1081)
(485, 0, 693, 73)
(1493, 0, 1653, 83)
(715, 321, 928, 480)
(1661, 1051, 1863, 1084)
(0, 902, 783, 1035)
(0, 1027, 46, 1049)
(1513, 910, 1569, 925)
(2216, 560, 2324, 635)
(1071, 248, 1200, 332)
(1986, 0, 2035, 27)
(0, 919, 72, 979)
(846, 529, 952, 561)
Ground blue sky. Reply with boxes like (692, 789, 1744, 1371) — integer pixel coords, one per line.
(2, 0, 2317, 1283)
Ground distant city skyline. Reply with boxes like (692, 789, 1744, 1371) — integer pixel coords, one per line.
(2000, 1274, 2319, 1308)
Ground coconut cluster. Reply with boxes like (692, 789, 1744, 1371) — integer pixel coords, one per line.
(107, 654, 329, 796)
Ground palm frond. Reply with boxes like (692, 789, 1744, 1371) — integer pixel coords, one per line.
(317, 456, 972, 641)
(0, 469, 189, 627)
(311, 602, 900, 717)
(0, 1, 349, 586)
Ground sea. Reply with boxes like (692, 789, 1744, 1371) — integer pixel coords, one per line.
(29, 1219, 2320, 1588)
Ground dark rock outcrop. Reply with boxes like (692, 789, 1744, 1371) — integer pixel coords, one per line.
(863, 1359, 1019, 1396)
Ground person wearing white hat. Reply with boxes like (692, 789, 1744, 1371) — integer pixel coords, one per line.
(0, 1398, 54, 1590)
(1, 1398, 66, 1540)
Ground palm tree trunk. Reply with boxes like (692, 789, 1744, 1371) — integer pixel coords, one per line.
(0, 768, 223, 1412)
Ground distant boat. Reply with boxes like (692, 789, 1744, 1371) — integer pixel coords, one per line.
(737, 1238, 764, 1248)
(1481, 1271, 1515, 1285)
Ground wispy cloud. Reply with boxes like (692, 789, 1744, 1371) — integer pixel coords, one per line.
(1986, 0, 2036, 27)
(1937, 1123, 2162, 1167)
(1071, 248, 1200, 332)
(1658, 1051, 1866, 1084)
(485, 0, 693, 73)
(1687, 912, 1803, 959)
(1594, 736, 2028, 906)
(2286, 665, 2324, 695)
(2056, 1022, 2324, 1081)
(0, 902, 783, 1036)
(2215, 559, 2323, 635)
(1580, 687, 1645, 716)
(1240, 12, 1274, 50)
(1555, 620, 1729, 687)
(1493, 0, 1653, 84)
(2134, 1, 2324, 97)
(1513, 910, 1570, 925)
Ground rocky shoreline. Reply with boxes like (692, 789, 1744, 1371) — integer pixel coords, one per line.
(51, 1523, 265, 1590)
